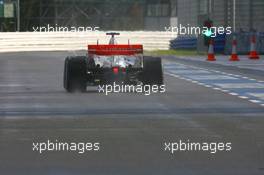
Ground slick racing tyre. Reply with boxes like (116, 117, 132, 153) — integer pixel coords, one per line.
(142, 56, 164, 85)
(64, 56, 87, 92)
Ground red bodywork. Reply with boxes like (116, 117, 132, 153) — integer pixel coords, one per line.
(88, 45, 143, 56)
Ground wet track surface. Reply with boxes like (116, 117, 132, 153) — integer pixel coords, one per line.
(0, 51, 264, 175)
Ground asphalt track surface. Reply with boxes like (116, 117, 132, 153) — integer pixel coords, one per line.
(0, 51, 264, 175)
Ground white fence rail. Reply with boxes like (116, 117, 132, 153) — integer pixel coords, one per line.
(0, 31, 177, 53)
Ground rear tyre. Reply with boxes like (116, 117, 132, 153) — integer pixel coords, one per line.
(64, 56, 87, 92)
(142, 56, 163, 85)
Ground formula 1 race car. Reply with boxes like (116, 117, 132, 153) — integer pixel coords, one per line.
(63, 32, 163, 92)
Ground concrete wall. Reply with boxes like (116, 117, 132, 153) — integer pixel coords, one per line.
(176, 0, 264, 32)
(252, 0, 264, 31)
(177, 0, 199, 29)
(212, 0, 227, 27)
(212, 0, 264, 32)
(144, 0, 178, 31)
(144, 17, 171, 31)
(175, 0, 264, 53)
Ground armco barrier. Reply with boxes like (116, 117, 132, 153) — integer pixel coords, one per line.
(0, 31, 177, 53)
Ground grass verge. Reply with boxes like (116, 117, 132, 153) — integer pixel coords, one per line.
(145, 49, 206, 56)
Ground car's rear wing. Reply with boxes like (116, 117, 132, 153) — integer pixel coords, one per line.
(88, 45, 143, 56)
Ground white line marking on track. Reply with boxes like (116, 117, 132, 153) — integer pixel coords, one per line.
(164, 63, 264, 107)
(165, 62, 264, 83)
(239, 96, 249, 99)
(249, 100, 261, 103)
(0, 84, 39, 87)
(229, 93, 239, 96)
(247, 93, 264, 100)
(215, 83, 264, 89)
(220, 89, 229, 92)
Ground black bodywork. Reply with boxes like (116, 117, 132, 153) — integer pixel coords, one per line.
(64, 56, 163, 93)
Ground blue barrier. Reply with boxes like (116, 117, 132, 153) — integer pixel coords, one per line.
(170, 34, 226, 53)
(170, 37, 197, 50)
(214, 34, 226, 53)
